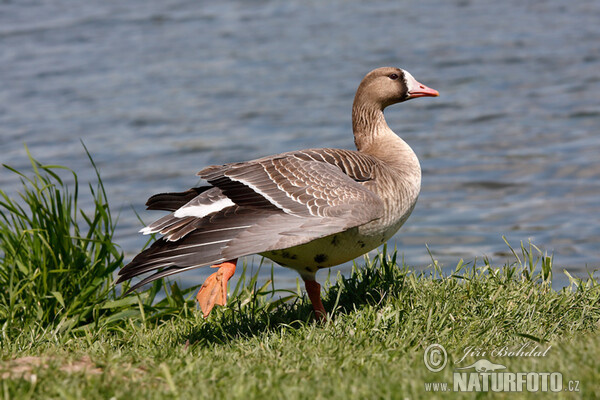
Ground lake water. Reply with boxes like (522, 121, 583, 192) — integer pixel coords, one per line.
(2, 0, 599, 290)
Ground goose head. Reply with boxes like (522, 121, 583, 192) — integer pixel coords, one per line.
(353, 67, 439, 110)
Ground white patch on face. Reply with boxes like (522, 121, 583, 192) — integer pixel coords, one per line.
(402, 70, 421, 94)
(173, 197, 235, 218)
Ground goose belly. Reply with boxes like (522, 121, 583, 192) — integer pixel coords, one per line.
(260, 220, 404, 278)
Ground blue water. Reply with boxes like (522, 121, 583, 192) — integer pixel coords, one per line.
(2, 0, 599, 290)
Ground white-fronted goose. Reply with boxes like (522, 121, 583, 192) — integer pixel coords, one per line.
(117, 67, 439, 319)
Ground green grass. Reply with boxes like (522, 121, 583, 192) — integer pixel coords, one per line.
(1, 149, 599, 399)
(1, 254, 599, 399)
(0, 147, 202, 340)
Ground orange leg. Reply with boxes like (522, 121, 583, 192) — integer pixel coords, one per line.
(304, 279, 327, 321)
(196, 259, 237, 318)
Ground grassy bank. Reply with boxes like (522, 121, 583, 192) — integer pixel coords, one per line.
(1, 150, 599, 399)
(1, 255, 599, 399)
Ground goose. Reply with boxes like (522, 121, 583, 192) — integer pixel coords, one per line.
(117, 67, 439, 320)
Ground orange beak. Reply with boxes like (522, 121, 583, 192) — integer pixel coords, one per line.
(408, 81, 439, 99)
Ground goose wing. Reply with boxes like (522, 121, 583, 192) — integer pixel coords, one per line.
(117, 150, 384, 291)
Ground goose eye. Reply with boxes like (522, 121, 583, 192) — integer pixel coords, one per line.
(389, 73, 399, 80)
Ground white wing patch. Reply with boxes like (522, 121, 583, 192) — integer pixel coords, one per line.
(139, 226, 154, 235)
(139, 197, 235, 235)
(173, 198, 235, 218)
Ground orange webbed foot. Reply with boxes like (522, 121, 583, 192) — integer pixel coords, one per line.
(196, 260, 237, 318)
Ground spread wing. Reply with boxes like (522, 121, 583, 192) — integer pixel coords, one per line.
(117, 149, 384, 291)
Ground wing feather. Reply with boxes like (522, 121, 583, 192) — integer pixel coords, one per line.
(120, 148, 386, 290)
